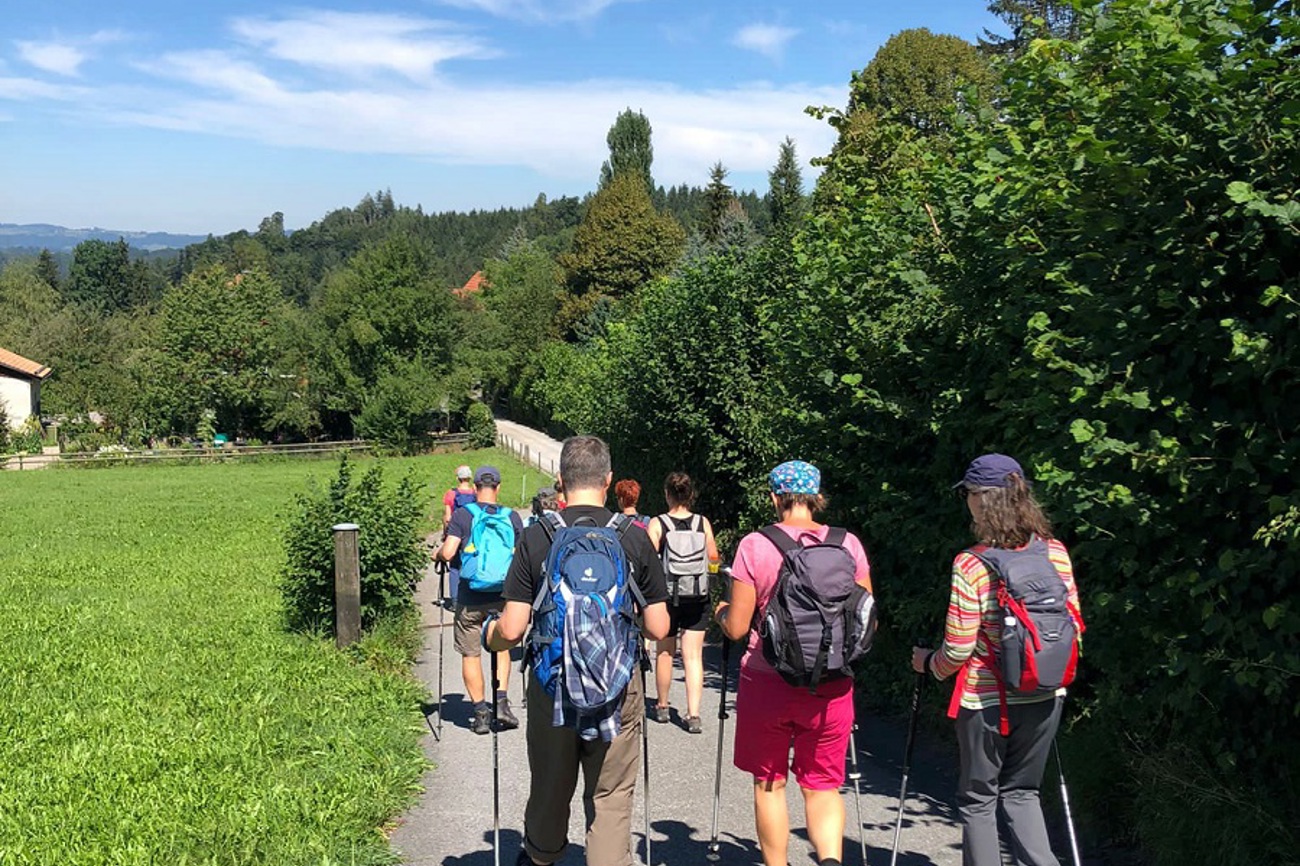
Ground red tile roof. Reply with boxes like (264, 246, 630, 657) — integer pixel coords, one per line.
(0, 347, 51, 380)
(453, 271, 487, 299)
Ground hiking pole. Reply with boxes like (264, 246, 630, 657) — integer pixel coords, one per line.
(890, 667, 926, 866)
(707, 564, 734, 862)
(846, 716, 867, 866)
(491, 647, 502, 866)
(1054, 739, 1082, 866)
(706, 635, 731, 862)
(434, 559, 449, 741)
(641, 649, 653, 866)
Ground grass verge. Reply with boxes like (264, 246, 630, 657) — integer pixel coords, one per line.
(0, 448, 549, 865)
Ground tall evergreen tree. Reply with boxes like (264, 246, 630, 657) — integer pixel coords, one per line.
(35, 248, 60, 291)
(766, 138, 805, 233)
(980, 0, 1082, 56)
(598, 109, 655, 193)
(702, 162, 734, 243)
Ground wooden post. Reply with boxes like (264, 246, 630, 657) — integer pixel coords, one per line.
(332, 523, 361, 648)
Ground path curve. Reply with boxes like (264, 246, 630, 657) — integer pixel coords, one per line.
(495, 419, 563, 479)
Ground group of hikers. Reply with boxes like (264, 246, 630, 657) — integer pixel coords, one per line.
(432, 436, 1085, 866)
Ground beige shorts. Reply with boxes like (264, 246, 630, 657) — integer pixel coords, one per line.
(454, 600, 504, 657)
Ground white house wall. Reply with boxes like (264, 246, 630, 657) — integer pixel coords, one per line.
(0, 374, 36, 429)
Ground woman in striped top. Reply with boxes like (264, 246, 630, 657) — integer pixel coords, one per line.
(912, 453, 1082, 866)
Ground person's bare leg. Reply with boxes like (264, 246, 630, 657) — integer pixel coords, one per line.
(493, 650, 510, 693)
(754, 777, 790, 866)
(462, 655, 486, 703)
(655, 636, 677, 708)
(681, 629, 706, 718)
(803, 787, 846, 863)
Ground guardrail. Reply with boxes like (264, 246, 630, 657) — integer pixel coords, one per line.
(496, 430, 559, 477)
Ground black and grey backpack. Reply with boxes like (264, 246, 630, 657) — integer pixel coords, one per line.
(758, 526, 876, 692)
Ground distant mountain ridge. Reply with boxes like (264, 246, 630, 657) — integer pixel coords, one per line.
(0, 223, 210, 252)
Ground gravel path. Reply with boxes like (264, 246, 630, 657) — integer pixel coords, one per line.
(390, 558, 963, 866)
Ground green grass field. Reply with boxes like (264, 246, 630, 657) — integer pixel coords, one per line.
(0, 449, 551, 865)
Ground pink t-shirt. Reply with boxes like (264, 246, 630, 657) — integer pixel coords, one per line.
(731, 523, 872, 677)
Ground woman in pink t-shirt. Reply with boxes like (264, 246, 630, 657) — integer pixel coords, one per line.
(714, 460, 873, 866)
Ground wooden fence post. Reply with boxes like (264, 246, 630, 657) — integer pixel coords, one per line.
(332, 523, 361, 648)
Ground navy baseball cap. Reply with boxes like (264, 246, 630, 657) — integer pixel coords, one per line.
(955, 453, 1026, 489)
(474, 465, 501, 486)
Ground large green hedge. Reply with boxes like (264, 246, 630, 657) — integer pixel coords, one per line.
(531, 2, 1299, 861)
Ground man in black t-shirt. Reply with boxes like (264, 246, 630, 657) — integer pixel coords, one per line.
(485, 436, 669, 866)
(437, 465, 525, 735)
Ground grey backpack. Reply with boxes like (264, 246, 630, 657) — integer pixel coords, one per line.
(658, 514, 709, 602)
(758, 526, 876, 692)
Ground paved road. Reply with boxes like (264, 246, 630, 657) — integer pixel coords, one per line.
(495, 420, 563, 479)
(390, 559, 963, 866)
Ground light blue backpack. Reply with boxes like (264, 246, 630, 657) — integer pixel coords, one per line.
(460, 503, 516, 592)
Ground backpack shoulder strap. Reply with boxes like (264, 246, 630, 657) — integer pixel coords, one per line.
(497, 505, 512, 518)
(539, 510, 566, 543)
(608, 513, 633, 537)
(657, 514, 674, 534)
(690, 513, 703, 533)
(464, 501, 482, 520)
(823, 527, 847, 548)
(758, 524, 799, 555)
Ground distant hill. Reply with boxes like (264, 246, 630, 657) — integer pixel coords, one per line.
(0, 223, 210, 252)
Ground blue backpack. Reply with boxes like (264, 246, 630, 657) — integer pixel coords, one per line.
(460, 503, 516, 592)
(528, 513, 645, 724)
(452, 489, 477, 510)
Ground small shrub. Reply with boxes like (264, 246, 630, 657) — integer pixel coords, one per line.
(0, 404, 9, 452)
(12, 417, 43, 455)
(281, 454, 427, 634)
(466, 401, 497, 448)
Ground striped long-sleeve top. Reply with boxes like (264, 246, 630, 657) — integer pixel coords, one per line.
(929, 536, 1080, 711)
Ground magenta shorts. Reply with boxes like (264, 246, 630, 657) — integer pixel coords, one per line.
(732, 665, 855, 791)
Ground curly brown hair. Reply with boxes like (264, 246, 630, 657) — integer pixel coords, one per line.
(969, 473, 1054, 548)
(614, 479, 641, 510)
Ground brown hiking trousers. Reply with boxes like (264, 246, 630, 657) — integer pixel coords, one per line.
(522, 673, 644, 866)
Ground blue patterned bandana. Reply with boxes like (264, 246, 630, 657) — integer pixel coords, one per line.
(769, 460, 821, 495)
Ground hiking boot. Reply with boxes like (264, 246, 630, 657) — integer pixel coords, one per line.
(653, 704, 671, 724)
(686, 715, 703, 734)
(497, 696, 519, 730)
(471, 705, 493, 735)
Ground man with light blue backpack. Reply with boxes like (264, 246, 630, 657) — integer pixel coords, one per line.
(437, 465, 525, 735)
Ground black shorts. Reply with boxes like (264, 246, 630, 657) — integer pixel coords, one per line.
(666, 598, 710, 635)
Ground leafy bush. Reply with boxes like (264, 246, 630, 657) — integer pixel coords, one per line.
(11, 416, 44, 455)
(281, 453, 426, 633)
(0, 404, 9, 452)
(466, 401, 497, 448)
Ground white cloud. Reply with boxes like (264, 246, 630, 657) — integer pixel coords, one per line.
(16, 41, 88, 77)
(433, 0, 637, 23)
(116, 53, 837, 185)
(733, 23, 799, 61)
(0, 75, 86, 100)
(229, 12, 494, 81)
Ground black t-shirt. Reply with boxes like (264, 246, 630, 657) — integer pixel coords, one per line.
(447, 501, 526, 606)
(503, 504, 669, 608)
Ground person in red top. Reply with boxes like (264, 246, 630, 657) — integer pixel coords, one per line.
(912, 454, 1082, 866)
(714, 460, 873, 866)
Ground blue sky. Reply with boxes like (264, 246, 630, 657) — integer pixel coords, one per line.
(1, 1, 1002, 235)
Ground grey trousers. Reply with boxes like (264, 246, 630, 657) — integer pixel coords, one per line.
(955, 697, 1063, 866)
(522, 673, 643, 866)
